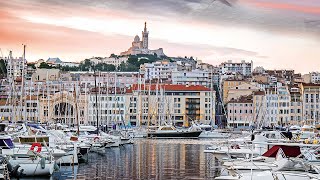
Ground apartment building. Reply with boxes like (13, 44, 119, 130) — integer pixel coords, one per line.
(219, 60, 253, 76)
(171, 70, 210, 87)
(227, 95, 254, 128)
(125, 84, 215, 127)
(301, 83, 320, 124)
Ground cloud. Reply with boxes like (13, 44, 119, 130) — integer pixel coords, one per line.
(2, 0, 320, 39)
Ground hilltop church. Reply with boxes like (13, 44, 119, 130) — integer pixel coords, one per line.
(120, 22, 165, 57)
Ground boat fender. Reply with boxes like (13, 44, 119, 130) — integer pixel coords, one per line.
(40, 157, 46, 169)
(30, 143, 42, 153)
(313, 139, 319, 144)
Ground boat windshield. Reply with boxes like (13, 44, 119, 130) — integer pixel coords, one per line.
(159, 126, 176, 131)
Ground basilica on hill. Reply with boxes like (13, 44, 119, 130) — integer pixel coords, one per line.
(120, 22, 165, 57)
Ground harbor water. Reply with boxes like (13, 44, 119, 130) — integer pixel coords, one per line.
(34, 139, 223, 180)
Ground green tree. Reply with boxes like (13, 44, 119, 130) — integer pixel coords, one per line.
(39, 62, 53, 69)
(79, 59, 92, 71)
(0, 59, 7, 75)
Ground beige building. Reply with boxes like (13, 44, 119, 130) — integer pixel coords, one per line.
(125, 84, 215, 127)
(300, 83, 320, 124)
(39, 91, 88, 125)
(227, 83, 260, 102)
(32, 68, 60, 81)
(222, 79, 247, 103)
(252, 74, 269, 84)
(227, 95, 254, 128)
(289, 86, 303, 125)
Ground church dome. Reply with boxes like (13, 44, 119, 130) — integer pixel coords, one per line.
(134, 35, 140, 42)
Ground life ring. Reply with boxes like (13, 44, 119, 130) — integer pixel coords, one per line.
(30, 143, 42, 153)
(94, 137, 100, 142)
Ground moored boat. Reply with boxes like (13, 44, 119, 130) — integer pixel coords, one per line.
(147, 125, 202, 138)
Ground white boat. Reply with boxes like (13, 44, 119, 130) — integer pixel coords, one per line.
(199, 130, 231, 138)
(215, 170, 320, 180)
(8, 152, 55, 177)
(196, 124, 231, 138)
(299, 125, 317, 140)
(204, 135, 269, 159)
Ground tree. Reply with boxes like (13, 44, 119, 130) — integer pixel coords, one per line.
(39, 62, 53, 69)
(0, 59, 7, 75)
(127, 56, 139, 66)
(95, 63, 116, 72)
(138, 58, 149, 65)
(79, 59, 92, 71)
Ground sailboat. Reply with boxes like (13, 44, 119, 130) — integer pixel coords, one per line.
(146, 84, 202, 138)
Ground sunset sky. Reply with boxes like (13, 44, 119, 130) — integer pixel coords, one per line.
(0, 0, 320, 73)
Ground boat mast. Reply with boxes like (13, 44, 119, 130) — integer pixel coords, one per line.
(147, 82, 151, 128)
(8, 51, 15, 123)
(19, 44, 26, 122)
(106, 73, 109, 128)
(210, 69, 214, 128)
(74, 84, 80, 136)
(93, 66, 99, 135)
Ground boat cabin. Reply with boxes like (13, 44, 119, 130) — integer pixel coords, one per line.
(0, 136, 14, 149)
(17, 136, 49, 146)
(158, 126, 176, 131)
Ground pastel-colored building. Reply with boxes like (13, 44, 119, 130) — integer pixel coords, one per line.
(227, 95, 254, 128)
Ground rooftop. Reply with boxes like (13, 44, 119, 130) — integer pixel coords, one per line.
(228, 95, 253, 103)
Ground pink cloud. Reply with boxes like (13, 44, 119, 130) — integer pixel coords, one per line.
(244, 0, 320, 15)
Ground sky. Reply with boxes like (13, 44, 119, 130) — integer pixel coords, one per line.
(0, 0, 320, 73)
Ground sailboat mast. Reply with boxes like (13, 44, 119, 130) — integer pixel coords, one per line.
(19, 45, 26, 122)
(74, 84, 80, 136)
(93, 67, 99, 135)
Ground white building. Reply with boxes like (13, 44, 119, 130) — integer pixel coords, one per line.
(140, 60, 177, 82)
(71, 71, 140, 88)
(5, 52, 27, 82)
(88, 56, 128, 67)
(302, 72, 320, 84)
(220, 60, 253, 76)
(253, 87, 290, 126)
(87, 93, 126, 126)
(59, 62, 80, 67)
(171, 70, 210, 87)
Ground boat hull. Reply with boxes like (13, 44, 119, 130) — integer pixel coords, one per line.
(9, 159, 54, 176)
(147, 131, 202, 138)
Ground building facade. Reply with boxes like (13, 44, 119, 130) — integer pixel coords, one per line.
(219, 60, 253, 76)
(227, 95, 254, 128)
(125, 84, 215, 127)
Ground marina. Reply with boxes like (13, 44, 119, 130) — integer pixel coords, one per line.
(1, 125, 320, 179)
(1, 0, 320, 179)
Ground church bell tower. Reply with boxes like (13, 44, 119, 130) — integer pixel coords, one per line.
(142, 22, 149, 49)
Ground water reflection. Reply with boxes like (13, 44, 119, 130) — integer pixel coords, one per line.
(78, 139, 222, 179)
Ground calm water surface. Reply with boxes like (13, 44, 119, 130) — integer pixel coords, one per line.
(78, 139, 222, 179)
